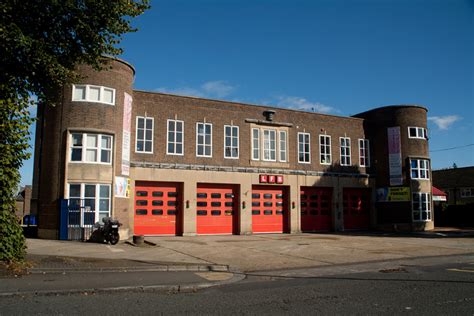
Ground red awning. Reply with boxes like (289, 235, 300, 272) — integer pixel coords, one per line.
(432, 186, 447, 196)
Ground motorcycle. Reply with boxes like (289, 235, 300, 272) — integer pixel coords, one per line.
(94, 217, 121, 245)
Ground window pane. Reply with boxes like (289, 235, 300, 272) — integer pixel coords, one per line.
(101, 150, 110, 163)
(145, 130, 152, 140)
(72, 134, 82, 146)
(89, 87, 100, 101)
(84, 198, 95, 211)
(73, 86, 86, 100)
(86, 135, 97, 147)
(69, 184, 81, 198)
(146, 118, 153, 129)
(168, 120, 175, 131)
(101, 136, 111, 149)
(103, 89, 114, 104)
(145, 141, 152, 152)
(137, 118, 144, 129)
(137, 141, 144, 152)
(137, 129, 144, 140)
(100, 185, 110, 198)
(71, 148, 82, 161)
(409, 128, 417, 137)
(86, 149, 97, 161)
(99, 199, 109, 212)
(85, 185, 96, 198)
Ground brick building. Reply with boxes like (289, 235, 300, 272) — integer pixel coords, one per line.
(31, 58, 434, 239)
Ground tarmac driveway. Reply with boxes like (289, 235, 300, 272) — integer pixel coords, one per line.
(27, 232, 474, 272)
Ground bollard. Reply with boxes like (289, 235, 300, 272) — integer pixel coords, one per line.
(133, 235, 145, 245)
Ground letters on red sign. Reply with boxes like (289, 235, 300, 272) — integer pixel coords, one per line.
(259, 174, 283, 184)
(276, 176, 284, 184)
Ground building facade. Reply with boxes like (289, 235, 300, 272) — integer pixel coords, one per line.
(433, 167, 474, 206)
(31, 58, 434, 239)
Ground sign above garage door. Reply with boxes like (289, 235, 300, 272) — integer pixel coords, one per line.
(259, 175, 284, 184)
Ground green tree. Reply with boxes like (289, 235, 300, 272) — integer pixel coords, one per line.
(0, 0, 150, 262)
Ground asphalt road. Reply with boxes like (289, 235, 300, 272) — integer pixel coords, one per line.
(1, 258, 473, 315)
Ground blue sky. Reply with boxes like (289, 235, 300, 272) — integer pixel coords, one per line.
(20, 0, 473, 186)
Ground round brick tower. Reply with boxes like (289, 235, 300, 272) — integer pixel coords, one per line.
(32, 58, 135, 239)
(355, 105, 433, 231)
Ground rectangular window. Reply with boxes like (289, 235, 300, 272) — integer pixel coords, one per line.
(359, 139, 370, 167)
(72, 84, 115, 105)
(408, 127, 427, 139)
(279, 131, 287, 162)
(196, 122, 212, 157)
(68, 183, 111, 224)
(263, 129, 276, 161)
(461, 188, 474, 198)
(252, 128, 260, 160)
(412, 192, 431, 222)
(298, 132, 311, 163)
(69, 133, 112, 164)
(224, 125, 239, 159)
(410, 159, 430, 179)
(136, 116, 154, 153)
(167, 119, 184, 155)
(340, 137, 351, 166)
(320, 135, 331, 165)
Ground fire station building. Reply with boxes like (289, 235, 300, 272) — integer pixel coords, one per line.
(31, 58, 434, 240)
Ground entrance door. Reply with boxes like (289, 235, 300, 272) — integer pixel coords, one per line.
(343, 188, 371, 230)
(134, 181, 182, 235)
(251, 186, 288, 233)
(300, 187, 332, 232)
(196, 184, 239, 235)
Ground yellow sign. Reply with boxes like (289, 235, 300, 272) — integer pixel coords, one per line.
(377, 187, 410, 202)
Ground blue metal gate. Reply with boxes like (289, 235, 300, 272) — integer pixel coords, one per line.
(59, 199, 95, 241)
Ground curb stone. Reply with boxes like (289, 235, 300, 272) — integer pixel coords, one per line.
(0, 271, 245, 298)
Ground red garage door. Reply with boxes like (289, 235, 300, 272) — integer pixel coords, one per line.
(343, 188, 371, 230)
(300, 187, 332, 232)
(196, 184, 239, 235)
(134, 182, 182, 235)
(252, 186, 288, 233)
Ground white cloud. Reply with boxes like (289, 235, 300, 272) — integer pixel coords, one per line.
(201, 81, 235, 98)
(274, 96, 335, 114)
(428, 115, 461, 130)
(155, 80, 236, 99)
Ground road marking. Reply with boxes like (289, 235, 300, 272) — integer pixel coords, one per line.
(106, 245, 125, 253)
(447, 268, 474, 273)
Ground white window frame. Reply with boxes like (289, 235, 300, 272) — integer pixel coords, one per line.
(251, 128, 260, 160)
(167, 119, 184, 156)
(135, 116, 154, 154)
(67, 183, 111, 225)
(196, 122, 212, 158)
(460, 188, 474, 198)
(279, 131, 287, 162)
(224, 125, 239, 159)
(263, 129, 277, 162)
(408, 126, 427, 139)
(358, 139, 370, 167)
(412, 192, 432, 222)
(340, 137, 351, 166)
(69, 132, 113, 164)
(72, 84, 116, 105)
(298, 132, 311, 164)
(410, 159, 430, 180)
(319, 135, 331, 165)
